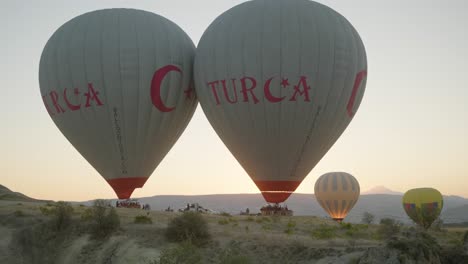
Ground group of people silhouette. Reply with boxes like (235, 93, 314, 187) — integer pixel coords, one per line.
(115, 200, 150, 210)
(260, 204, 292, 216)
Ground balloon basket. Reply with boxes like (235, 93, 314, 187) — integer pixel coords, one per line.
(260, 204, 293, 216)
(115, 199, 141, 209)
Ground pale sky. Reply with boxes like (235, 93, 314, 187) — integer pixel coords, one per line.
(1, 0, 467, 201)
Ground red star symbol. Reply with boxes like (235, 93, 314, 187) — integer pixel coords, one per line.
(281, 78, 289, 88)
(184, 86, 194, 99)
(74, 88, 80, 96)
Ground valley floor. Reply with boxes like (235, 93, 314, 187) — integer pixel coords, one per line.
(0, 200, 467, 264)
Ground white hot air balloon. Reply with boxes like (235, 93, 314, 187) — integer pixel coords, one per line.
(195, 0, 367, 203)
(39, 9, 197, 199)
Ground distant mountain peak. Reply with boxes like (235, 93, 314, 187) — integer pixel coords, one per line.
(362, 186, 402, 195)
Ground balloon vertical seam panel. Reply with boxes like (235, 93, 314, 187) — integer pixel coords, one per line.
(310, 8, 351, 170)
(39, 9, 197, 198)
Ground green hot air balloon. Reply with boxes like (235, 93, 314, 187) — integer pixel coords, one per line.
(402, 188, 443, 229)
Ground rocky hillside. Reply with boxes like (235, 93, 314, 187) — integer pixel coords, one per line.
(0, 185, 50, 203)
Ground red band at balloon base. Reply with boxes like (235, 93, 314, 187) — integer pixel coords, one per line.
(106, 177, 148, 199)
(254, 180, 302, 203)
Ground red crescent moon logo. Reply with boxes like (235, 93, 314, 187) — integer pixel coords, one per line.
(347, 70, 367, 118)
(264, 77, 285, 103)
(63, 88, 81, 111)
(151, 64, 182, 112)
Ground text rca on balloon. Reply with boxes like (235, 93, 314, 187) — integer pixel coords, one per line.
(41, 64, 194, 116)
(205, 71, 366, 117)
(41, 83, 104, 116)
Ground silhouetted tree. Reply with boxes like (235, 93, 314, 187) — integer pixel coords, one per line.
(361, 211, 375, 224)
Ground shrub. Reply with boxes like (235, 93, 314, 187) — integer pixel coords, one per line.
(97, 207, 119, 238)
(271, 215, 281, 223)
(220, 212, 232, 217)
(287, 220, 296, 229)
(341, 223, 369, 239)
(448, 238, 463, 246)
(348, 257, 360, 264)
(377, 218, 401, 239)
(439, 245, 468, 264)
(218, 219, 229, 225)
(151, 241, 202, 264)
(340, 222, 352, 230)
(39, 205, 53, 216)
(80, 207, 93, 221)
(14, 210, 25, 217)
(165, 212, 210, 246)
(387, 230, 440, 260)
(463, 230, 468, 245)
(213, 240, 252, 264)
(347, 239, 357, 249)
(46, 201, 74, 231)
(284, 220, 296, 235)
(134, 214, 152, 224)
(311, 224, 337, 239)
(218, 248, 252, 264)
(361, 212, 375, 224)
(83, 199, 120, 239)
(219, 254, 252, 264)
(431, 218, 444, 231)
(245, 216, 254, 222)
(255, 217, 271, 224)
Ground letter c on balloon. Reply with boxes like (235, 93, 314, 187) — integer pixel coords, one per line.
(151, 64, 182, 112)
(264, 77, 285, 103)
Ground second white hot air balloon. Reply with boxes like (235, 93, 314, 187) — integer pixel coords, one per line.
(194, 0, 367, 203)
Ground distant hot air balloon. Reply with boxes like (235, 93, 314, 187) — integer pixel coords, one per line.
(39, 9, 197, 199)
(314, 172, 360, 222)
(402, 188, 443, 229)
(194, 0, 367, 203)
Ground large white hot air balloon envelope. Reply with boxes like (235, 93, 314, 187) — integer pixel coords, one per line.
(195, 0, 367, 203)
(39, 9, 197, 199)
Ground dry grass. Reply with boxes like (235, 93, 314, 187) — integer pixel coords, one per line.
(1, 201, 466, 264)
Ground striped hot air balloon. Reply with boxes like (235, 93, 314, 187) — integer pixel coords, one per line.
(402, 188, 443, 229)
(39, 9, 197, 199)
(194, 0, 367, 204)
(314, 172, 360, 222)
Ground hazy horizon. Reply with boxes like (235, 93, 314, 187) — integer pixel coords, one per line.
(4, 182, 468, 202)
(2, 0, 467, 201)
